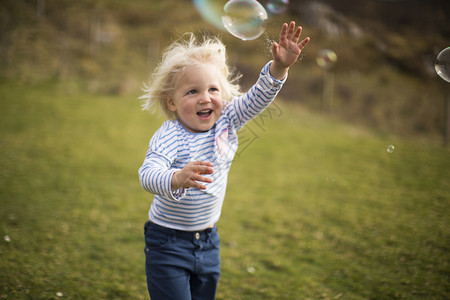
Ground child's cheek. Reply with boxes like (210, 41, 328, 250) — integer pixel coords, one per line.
(180, 104, 195, 116)
(214, 97, 224, 110)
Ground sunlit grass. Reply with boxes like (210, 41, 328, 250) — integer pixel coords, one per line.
(0, 82, 448, 299)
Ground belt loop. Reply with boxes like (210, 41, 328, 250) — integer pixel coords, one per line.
(170, 228, 177, 242)
(206, 226, 214, 240)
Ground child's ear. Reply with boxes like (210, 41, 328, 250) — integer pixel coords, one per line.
(166, 96, 177, 112)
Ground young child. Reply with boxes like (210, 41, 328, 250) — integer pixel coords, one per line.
(139, 21, 310, 300)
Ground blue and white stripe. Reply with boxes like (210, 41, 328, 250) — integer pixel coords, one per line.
(139, 61, 286, 231)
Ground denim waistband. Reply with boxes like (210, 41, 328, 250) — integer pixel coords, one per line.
(144, 221, 216, 241)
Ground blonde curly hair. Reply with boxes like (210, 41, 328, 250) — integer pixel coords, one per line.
(140, 33, 242, 119)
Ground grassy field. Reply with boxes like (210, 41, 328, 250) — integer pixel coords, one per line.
(0, 81, 448, 299)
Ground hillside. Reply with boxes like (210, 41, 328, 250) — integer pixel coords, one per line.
(291, 0, 449, 78)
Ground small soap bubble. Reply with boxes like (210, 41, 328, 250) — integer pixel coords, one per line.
(387, 145, 395, 153)
(435, 47, 450, 83)
(4, 235, 11, 242)
(222, 0, 268, 41)
(266, 0, 289, 14)
(316, 49, 337, 70)
(56, 291, 64, 297)
(247, 266, 256, 273)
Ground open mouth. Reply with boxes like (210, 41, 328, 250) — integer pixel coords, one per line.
(196, 109, 213, 119)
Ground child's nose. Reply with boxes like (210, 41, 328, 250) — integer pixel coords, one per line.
(198, 92, 212, 103)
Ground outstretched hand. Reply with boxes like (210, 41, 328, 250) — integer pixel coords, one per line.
(171, 161, 214, 191)
(270, 21, 310, 80)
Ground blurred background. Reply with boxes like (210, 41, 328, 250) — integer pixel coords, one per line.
(1, 0, 449, 140)
(1, 1, 449, 299)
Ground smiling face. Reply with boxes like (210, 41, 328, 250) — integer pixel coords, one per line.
(166, 63, 224, 133)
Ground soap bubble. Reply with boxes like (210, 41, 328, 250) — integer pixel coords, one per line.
(193, 0, 227, 30)
(316, 49, 337, 70)
(387, 145, 395, 153)
(246, 266, 256, 273)
(222, 0, 268, 41)
(435, 47, 450, 83)
(266, 0, 289, 14)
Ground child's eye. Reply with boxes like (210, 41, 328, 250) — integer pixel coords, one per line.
(209, 87, 219, 93)
(186, 89, 197, 95)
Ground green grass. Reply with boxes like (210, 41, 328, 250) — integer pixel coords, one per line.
(0, 81, 448, 299)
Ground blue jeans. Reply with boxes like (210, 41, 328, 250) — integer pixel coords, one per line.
(144, 221, 221, 300)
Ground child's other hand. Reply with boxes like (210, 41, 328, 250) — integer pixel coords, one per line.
(270, 21, 310, 80)
(171, 161, 214, 191)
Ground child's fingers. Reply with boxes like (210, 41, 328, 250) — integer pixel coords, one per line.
(297, 37, 310, 50)
(196, 183, 207, 190)
(192, 161, 213, 167)
(187, 179, 208, 190)
(286, 21, 295, 40)
(194, 173, 213, 183)
(178, 172, 213, 190)
(272, 41, 279, 58)
(279, 23, 288, 41)
(293, 26, 302, 42)
(186, 161, 214, 189)
(192, 161, 214, 175)
(189, 174, 213, 190)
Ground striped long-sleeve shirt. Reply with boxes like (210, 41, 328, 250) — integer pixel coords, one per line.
(139, 61, 286, 231)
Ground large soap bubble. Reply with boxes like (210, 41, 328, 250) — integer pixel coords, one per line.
(221, 0, 268, 41)
(193, 0, 227, 30)
(435, 47, 450, 83)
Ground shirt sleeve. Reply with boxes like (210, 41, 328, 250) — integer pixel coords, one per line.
(230, 60, 287, 130)
(138, 123, 186, 201)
